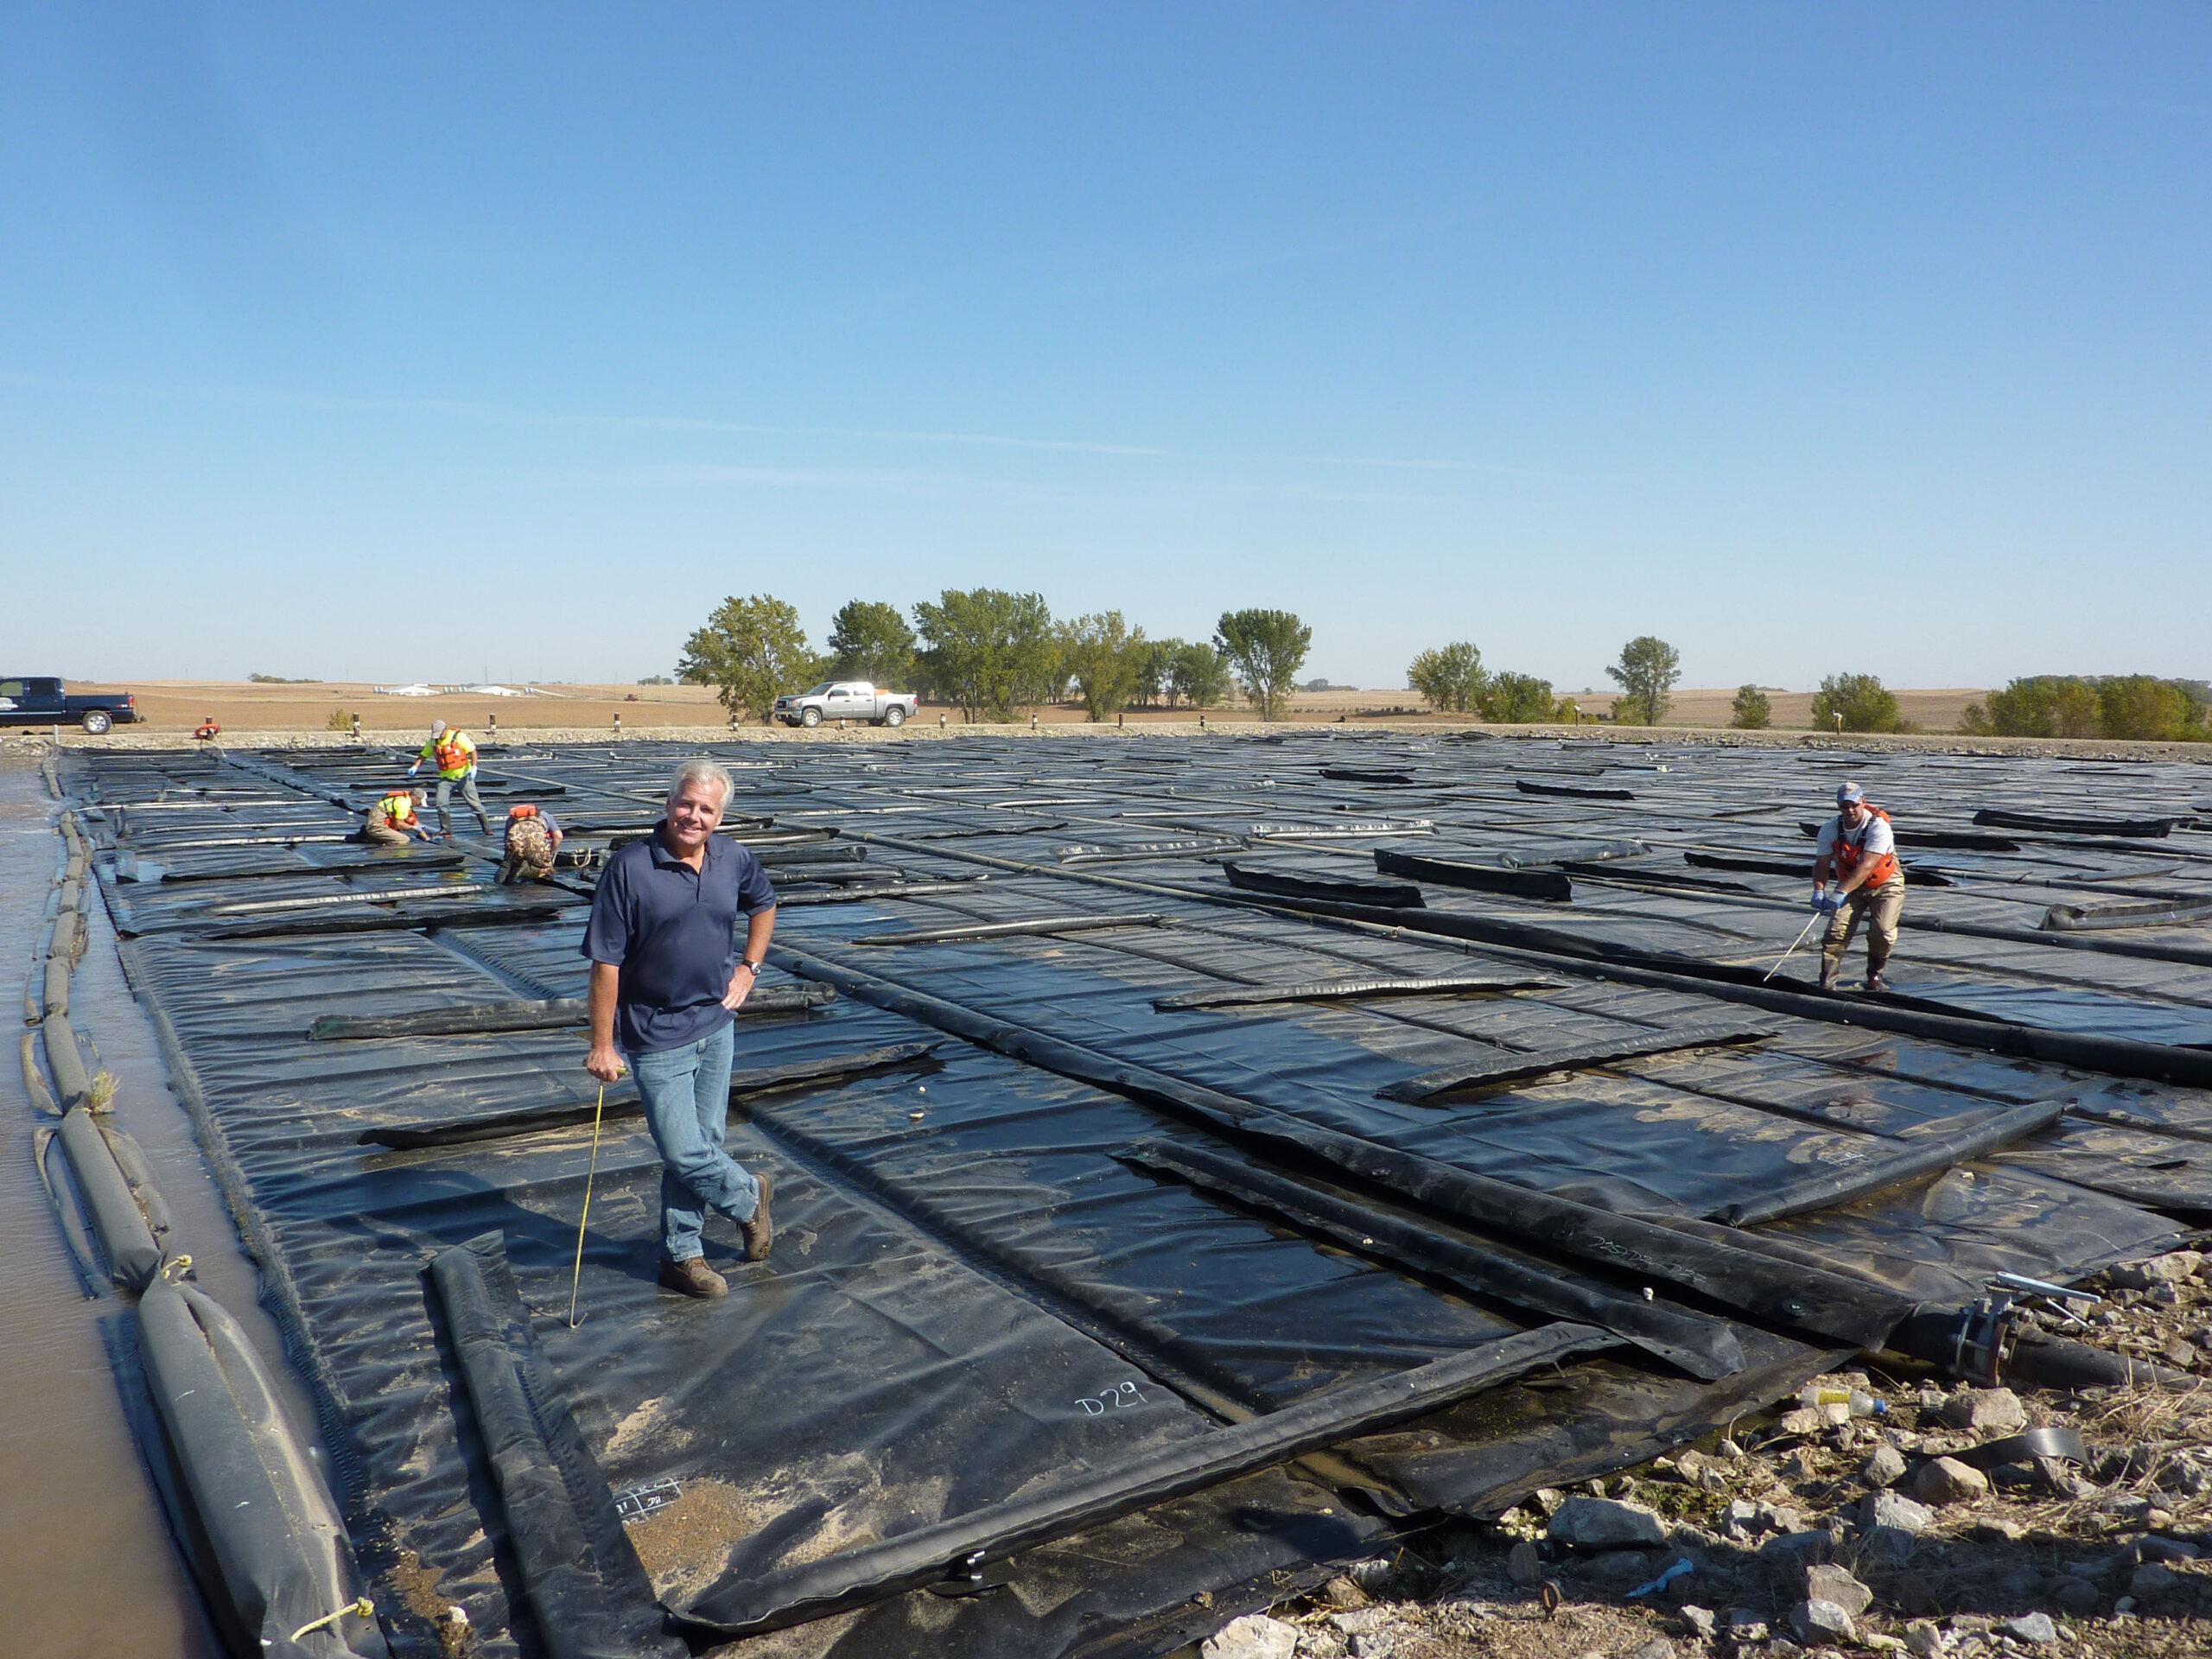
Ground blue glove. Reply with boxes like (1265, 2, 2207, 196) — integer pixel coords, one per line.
(1814, 890, 1841, 913)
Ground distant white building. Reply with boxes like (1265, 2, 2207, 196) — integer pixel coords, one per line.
(372, 683, 438, 697)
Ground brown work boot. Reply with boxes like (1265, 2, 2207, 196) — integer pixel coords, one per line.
(741, 1175, 774, 1262)
(1817, 965, 1839, 992)
(657, 1255, 727, 1298)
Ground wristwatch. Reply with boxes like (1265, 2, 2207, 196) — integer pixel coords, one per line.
(735, 960, 761, 976)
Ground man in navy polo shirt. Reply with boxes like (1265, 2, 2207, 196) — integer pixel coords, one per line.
(583, 757, 779, 1297)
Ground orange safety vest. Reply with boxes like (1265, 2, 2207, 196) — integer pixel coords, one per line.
(1831, 806, 1900, 889)
(375, 791, 419, 830)
(421, 730, 476, 778)
(507, 803, 538, 820)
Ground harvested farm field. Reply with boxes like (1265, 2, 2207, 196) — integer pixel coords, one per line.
(18, 728, 2212, 1659)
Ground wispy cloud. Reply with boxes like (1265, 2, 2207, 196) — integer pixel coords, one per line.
(1, 365, 1596, 483)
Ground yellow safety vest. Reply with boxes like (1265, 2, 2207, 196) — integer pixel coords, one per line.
(374, 791, 418, 830)
(419, 730, 477, 779)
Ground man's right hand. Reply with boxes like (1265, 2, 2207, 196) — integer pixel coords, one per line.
(585, 1043, 628, 1083)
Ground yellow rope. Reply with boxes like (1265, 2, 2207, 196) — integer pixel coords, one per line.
(290, 1596, 372, 1643)
(568, 1081, 607, 1329)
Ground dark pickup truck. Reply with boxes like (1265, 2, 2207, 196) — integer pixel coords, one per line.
(0, 677, 141, 734)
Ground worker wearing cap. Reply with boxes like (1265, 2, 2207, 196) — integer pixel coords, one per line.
(361, 786, 434, 847)
(497, 802, 565, 884)
(1811, 780, 1904, 992)
(406, 721, 493, 839)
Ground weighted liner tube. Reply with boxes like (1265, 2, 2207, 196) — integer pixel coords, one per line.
(136, 1276, 385, 1658)
(1376, 1023, 1774, 1103)
(1154, 972, 1560, 1012)
(43, 954, 72, 1017)
(671, 1321, 1615, 1641)
(1684, 851, 1953, 889)
(41, 1007, 94, 1107)
(1122, 1140, 1745, 1379)
(769, 943, 1913, 1349)
(361, 1040, 942, 1148)
(427, 1236, 683, 1659)
(1974, 808, 2177, 839)
(308, 982, 836, 1041)
(1249, 894, 2212, 1093)
(850, 913, 1166, 947)
(1220, 861, 1426, 908)
(1375, 849, 1572, 902)
(2042, 896, 2212, 932)
(1718, 1100, 2068, 1227)
(54, 1106, 163, 1290)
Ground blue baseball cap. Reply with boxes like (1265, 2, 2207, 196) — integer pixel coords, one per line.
(1837, 782, 1866, 806)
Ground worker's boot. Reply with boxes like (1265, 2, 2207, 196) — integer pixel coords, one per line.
(657, 1256, 728, 1299)
(1817, 962, 1840, 993)
(1865, 959, 1890, 994)
(742, 1175, 774, 1262)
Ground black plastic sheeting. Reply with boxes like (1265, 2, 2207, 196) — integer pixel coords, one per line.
(56, 734, 2212, 1659)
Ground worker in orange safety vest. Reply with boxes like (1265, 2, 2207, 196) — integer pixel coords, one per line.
(1811, 780, 1904, 993)
(405, 721, 493, 839)
(360, 787, 434, 848)
(497, 802, 565, 884)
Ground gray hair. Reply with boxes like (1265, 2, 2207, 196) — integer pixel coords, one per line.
(667, 757, 734, 807)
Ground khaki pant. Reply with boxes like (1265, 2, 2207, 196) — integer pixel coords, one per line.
(1821, 874, 1904, 982)
(434, 772, 492, 837)
(359, 815, 412, 847)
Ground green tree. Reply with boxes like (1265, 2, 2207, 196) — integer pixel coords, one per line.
(1730, 684, 1772, 729)
(1169, 641, 1233, 709)
(1059, 611, 1149, 721)
(1978, 676, 2099, 738)
(2098, 675, 2205, 741)
(1134, 639, 1178, 709)
(911, 588, 1056, 722)
(825, 600, 917, 687)
(1810, 671, 1904, 733)
(1214, 608, 1313, 721)
(678, 594, 813, 724)
(1407, 642, 1485, 714)
(1479, 671, 1556, 723)
(1606, 635, 1681, 726)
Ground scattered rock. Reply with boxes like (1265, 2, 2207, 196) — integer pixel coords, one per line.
(1346, 1634, 1393, 1659)
(1721, 1498, 1761, 1538)
(1968, 1516, 2026, 1543)
(1547, 1496, 1667, 1549)
(1862, 1444, 1908, 1488)
(1726, 1609, 1770, 1643)
(1789, 1596, 1858, 1646)
(2131, 1560, 2183, 1599)
(1505, 1541, 1541, 1586)
(1775, 1407, 1825, 1437)
(1319, 1577, 1368, 1611)
(2111, 1250, 2203, 1289)
(1579, 1550, 1652, 1591)
(2165, 1338, 2201, 1369)
(1716, 1437, 1745, 1460)
(1328, 1609, 1389, 1636)
(2050, 1576, 2102, 1617)
(1999, 1611, 2059, 1645)
(1913, 1455, 1991, 1507)
(1893, 1570, 1941, 1615)
(2142, 1535, 2202, 1563)
(1624, 1641, 1673, 1659)
(1529, 1487, 1566, 1517)
(1202, 1614, 1299, 1659)
(1940, 1387, 2027, 1435)
(1800, 1562, 1872, 1618)
(1864, 1637, 1908, 1655)
(1903, 1618, 1943, 1657)
(1678, 1605, 1716, 1641)
(1864, 1490, 1934, 1535)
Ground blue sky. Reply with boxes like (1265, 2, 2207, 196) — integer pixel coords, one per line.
(3, 4, 2206, 690)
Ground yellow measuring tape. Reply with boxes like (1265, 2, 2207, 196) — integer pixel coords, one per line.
(568, 1081, 607, 1329)
(290, 1596, 373, 1643)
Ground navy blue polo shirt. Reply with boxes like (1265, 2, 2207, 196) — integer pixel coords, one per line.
(581, 827, 778, 1055)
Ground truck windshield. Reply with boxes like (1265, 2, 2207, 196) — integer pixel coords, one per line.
(804, 683, 834, 696)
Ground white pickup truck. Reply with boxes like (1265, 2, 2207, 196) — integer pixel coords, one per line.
(773, 681, 920, 728)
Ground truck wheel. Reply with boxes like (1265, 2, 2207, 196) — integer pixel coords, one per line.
(81, 711, 111, 735)
(801, 707, 822, 728)
(882, 706, 906, 728)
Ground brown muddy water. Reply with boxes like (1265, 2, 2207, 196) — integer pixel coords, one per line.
(0, 759, 325, 1654)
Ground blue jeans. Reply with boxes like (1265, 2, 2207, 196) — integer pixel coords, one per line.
(627, 1020, 760, 1262)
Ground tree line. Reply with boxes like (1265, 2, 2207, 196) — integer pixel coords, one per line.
(677, 592, 1316, 724)
(673, 594, 2212, 741)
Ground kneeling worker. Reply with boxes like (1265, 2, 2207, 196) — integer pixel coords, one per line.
(362, 786, 434, 846)
(1812, 780, 1904, 993)
(582, 758, 779, 1298)
(497, 802, 564, 884)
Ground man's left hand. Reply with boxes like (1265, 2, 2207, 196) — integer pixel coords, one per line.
(722, 963, 755, 1011)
